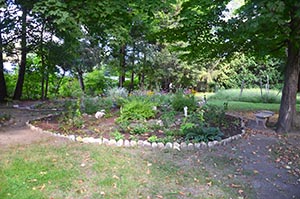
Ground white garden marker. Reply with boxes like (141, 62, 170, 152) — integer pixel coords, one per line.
(184, 106, 188, 117)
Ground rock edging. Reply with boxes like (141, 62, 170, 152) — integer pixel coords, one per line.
(26, 114, 246, 151)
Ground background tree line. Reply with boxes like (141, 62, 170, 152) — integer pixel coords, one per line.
(0, 0, 299, 132)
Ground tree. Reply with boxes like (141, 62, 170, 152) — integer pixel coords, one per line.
(168, 0, 299, 132)
(224, 0, 300, 132)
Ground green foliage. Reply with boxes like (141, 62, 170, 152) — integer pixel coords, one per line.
(118, 97, 157, 122)
(106, 87, 129, 107)
(148, 135, 159, 143)
(202, 104, 227, 127)
(59, 78, 83, 98)
(81, 96, 113, 114)
(171, 91, 197, 112)
(84, 70, 115, 96)
(209, 89, 281, 104)
(185, 126, 223, 143)
(129, 123, 149, 135)
(111, 131, 124, 141)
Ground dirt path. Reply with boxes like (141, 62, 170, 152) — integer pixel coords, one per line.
(0, 104, 66, 148)
(0, 103, 300, 198)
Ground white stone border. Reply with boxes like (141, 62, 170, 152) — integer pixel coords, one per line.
(26, 114, 246, 151)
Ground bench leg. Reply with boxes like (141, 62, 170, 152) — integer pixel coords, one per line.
(256, 118, 267, 128)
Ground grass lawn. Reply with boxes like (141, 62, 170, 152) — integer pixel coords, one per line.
(197, 89, 300, 112)
(0, 142, 251, 199)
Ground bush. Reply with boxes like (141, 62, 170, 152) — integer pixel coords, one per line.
(117, 98, 157, 122)
(106, 87, 129, 107)
(184, 125, 223, 143)
(171, 92, 197, 112)
(81, 96, 113, 114)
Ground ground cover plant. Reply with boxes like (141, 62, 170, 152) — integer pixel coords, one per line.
(33, 88, 243, 144)
(0, 141, 253, 199)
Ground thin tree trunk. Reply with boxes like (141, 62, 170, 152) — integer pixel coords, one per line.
(0, 30, 7, 102)
(44, 69, 49, 99)
(78, 70, 85, 92)
(13, 7, 27, 100)
(119, 45, 126, 87)
(298, 73, 300, 93)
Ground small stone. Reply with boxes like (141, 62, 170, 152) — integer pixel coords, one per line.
(157, 142, 164, 149)
(165, 142, 172, 149)
(137, 140, 144, 147)
(194, 143, 201, 149)
(173, 142, 180, 150)
(151, 142, 158, 148)
(208, 141, 214, 147)
(94, 138, 102, 144)
(68, 135, 76, 141)
(180, 142, 187, 149)
(108, 139, 117, 146)
(143, 141, 151, 147)
(124, 140, 130, 147)
(82, 137, 92, 143)
(116, 139, 123, 147)
(213, 141, 219, 146)
(76, 136, 83, 142)
(130, 140, 137, 147)
(200, 142, 207, 148)
(188, 143, 194, 150)
(102, 138, 109, 145)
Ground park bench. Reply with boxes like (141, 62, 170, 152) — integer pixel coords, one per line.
(254, 110, 274, 128)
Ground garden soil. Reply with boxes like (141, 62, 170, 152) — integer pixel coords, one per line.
(0, 102, 299, 199)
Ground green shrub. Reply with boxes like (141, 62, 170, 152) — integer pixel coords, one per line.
(117, 98, 157, 122)
(184, 125, 223, 143)
(202, 104, 227, 126)
(111, 131, 124, 141)
(148, 135, 159, 143)
(106, 87, 129, 107)
(81, 96, 113, 114)
(171, 92, 197, 112)
(130, 123, 149, 135)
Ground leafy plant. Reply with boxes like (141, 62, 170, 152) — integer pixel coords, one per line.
(111, 131, 125, 141)
(117, 98, 157, 122)
(202, 104, 227, 127)
(130, 124, 149, 135)
(171, 91, 197, 112)
(106, 87, 129, 107)
(148, 135, 159, 143)
(185, 126, 223, 143)
(81, 96, 113, 114)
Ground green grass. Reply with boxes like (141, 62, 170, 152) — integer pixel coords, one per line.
(0, 143, 250, 199)
(203, 89, 300, 112)
(209, 88, 283, 103)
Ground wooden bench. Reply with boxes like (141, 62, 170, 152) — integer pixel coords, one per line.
(254, 110, 274, 128)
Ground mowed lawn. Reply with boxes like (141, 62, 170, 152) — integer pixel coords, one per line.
(0, 141, 250, 199)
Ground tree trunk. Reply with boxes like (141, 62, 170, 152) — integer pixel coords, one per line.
(119, 45, 126, 87)
(276, 5, 300, 133)
(0, 30, 7, 102)
(130, 71, 134, 92)
(13, 7, 27, 100)
(78, 70, 85, 92)
(298, 72, 300, 93)
(276, 47, 299, 133)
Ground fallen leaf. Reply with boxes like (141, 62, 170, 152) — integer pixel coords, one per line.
(230, 183, 242, 188)
(156, 194, 163, 198)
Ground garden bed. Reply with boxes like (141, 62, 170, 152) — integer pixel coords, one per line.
(32, 111, 243, 144)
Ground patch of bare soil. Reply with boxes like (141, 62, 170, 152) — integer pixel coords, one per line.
(0, 102, 68, 148)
